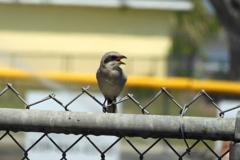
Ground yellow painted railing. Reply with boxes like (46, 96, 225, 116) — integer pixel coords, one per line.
(0, 68, 240, 95)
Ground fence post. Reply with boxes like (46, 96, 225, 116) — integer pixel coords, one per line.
(229, 111, 240, 160)
(229, 142, 240, 160)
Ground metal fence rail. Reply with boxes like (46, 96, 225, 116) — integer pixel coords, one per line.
(0, 83, 240, 160)
(0, 108, 235, 140)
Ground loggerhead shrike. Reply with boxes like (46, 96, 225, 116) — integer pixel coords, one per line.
(96, 51, 127, 113)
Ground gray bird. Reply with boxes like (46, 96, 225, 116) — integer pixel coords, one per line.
(96, 51, 127, 113)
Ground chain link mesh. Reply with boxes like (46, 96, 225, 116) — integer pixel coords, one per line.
(0, 83, 239, 160)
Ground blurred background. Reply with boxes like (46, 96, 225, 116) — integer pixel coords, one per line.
(0, 0, 239, 159)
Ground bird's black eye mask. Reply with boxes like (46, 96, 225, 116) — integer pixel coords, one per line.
(104, 55, 118, 64)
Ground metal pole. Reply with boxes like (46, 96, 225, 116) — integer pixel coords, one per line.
(0, 108, 235, 140)
(229, 142, 240, 160)
(229, 111, 240, 160)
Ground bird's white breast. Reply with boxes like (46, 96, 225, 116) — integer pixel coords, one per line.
(96, 67, 127, 100)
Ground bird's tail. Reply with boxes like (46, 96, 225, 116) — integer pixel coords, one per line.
(107, 98, 117, 113)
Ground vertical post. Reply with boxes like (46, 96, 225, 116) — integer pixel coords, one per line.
(229, 142, 240, 160)
(61, 55, 71, 72)
(230, 111, 240, 160)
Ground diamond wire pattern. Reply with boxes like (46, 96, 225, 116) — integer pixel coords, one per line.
(0, 83, 238, 159)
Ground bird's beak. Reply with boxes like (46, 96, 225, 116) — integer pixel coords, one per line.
(115, 55, 127, 65)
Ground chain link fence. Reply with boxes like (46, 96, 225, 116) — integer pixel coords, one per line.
(0, 83, 240, 160)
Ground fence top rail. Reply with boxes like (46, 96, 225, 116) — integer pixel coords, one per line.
(0, 108, 236, 141)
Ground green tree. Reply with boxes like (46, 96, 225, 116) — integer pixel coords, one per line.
(169, 0, 220, 77)
(210, 0, 240, 80)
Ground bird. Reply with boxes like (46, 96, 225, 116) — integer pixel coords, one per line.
(96, 51, 127, 113)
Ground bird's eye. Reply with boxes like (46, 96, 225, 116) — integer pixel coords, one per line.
(111, 55, 116, 59)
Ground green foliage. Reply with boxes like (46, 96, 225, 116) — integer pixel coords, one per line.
(171, 0, 220, 57)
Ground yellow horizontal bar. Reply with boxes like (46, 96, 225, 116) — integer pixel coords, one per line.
(127, 76, 240, 95)
(0, 68, 240, 95)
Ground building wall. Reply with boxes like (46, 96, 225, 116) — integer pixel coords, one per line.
(0, 3, 174, 76)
